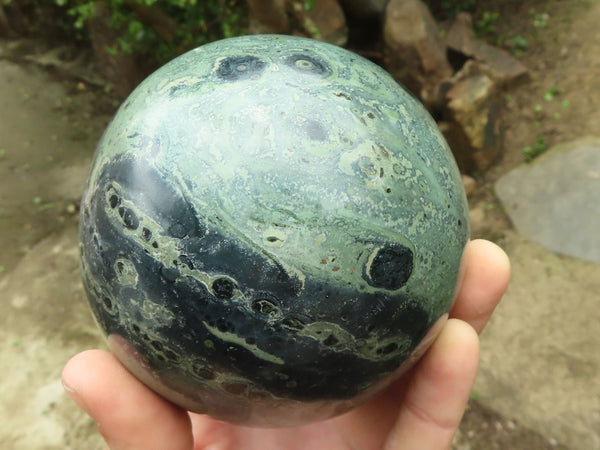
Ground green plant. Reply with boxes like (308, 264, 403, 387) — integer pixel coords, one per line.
(533, 12, 549, 28)
(55, 0, 247, 67)
(443, 0, 476, 16)
(544, 87, 561, 101)
(523, 136, 548, 162)
(475, 10, 499, 35)
(425, 0, 476, 20)
(507, 35, 528, 55)
(304, 0, 315, 12)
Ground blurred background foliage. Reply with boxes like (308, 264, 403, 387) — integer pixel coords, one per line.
(1, 0, 491, 68)
(3, 0, 248, 66)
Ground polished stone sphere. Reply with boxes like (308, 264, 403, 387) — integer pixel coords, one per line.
(79, 34, 469, 427)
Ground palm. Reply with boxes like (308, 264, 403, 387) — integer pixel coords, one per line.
(63, 240, 510, 450)
(187, 383, 402, 449)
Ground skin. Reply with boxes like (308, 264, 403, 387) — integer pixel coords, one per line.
(62, 239, 510, 450)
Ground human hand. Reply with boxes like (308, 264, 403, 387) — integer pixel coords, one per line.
(63, 239, 510, 450)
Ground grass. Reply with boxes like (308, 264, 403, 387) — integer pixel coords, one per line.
(523, 136, 548, 162)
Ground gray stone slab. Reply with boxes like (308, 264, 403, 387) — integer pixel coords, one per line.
(495, 137, 600, 263)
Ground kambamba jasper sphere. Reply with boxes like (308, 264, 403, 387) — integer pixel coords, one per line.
(79, 34, 469, 427)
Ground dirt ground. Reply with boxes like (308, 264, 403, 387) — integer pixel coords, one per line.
(1, 1, 599, 448)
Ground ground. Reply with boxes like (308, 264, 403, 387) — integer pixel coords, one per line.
(1, 0, 599, 448)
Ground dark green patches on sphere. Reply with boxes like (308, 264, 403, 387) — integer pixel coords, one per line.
(142, 227, 152, 242)
(251, 296, 282, 318)
(168, 221, 188, 239)
(215, 55, 266, 81)
(366, 244, 414, 290)
(397, 301, 430, 342)
(281, 316, 306, 331)
(108, 193, 120, 209)
(301, 119, 328, 141)
(212, 277, 236, 299)
(285, 53, 332, 77)
(193, 364, 216, 380)
(118, 206, 139, 230)
(159, 264, 179, 283)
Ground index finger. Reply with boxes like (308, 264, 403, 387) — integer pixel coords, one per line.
(450, 239, 511, 334)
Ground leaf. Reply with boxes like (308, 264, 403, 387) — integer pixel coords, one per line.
(544, 87, 560, 101)
(38, 203, 56, 212)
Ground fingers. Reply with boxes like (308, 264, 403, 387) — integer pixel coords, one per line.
(383, 319, 479, 450)
(451, 239, 511, 333)
(62, 349, 193, 450)
(59, 239, 509, 450)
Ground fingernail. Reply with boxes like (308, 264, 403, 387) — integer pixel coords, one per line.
(62, 378, 76, 395)
(62, 377, 90, 414)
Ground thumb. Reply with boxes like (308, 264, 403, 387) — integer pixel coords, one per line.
(62, 349, 193, 450)
(384, 319, 479, 450)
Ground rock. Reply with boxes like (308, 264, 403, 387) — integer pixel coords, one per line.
(300, 0, 348, 46)
(440, 60, 504, 173)
(79, 34, 470, 425)
(445, 13, 529, 87)
(461, 174, 476, 197)
(247, 0, 290, 35)
(249, 0, 348, 46)
(468, 204, 486, 235)
(495, 137, 600, 264)
(383, 0, 452, 107)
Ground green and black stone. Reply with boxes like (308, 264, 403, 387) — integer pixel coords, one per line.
(80, 34, 469, 426)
